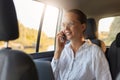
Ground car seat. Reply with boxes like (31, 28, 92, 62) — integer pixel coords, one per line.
(85, 18, 106, 52)
(34, 60, 55, 80)
(0, 0, 38, 80)
(106, 32, 120, 80)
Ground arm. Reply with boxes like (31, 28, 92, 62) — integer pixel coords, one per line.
(93, 46, 112, 80)
(51, 31, 67, 79)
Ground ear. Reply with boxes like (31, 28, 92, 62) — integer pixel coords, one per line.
(81, 23, 86, 32)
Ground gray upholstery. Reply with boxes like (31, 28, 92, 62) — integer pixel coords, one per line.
(116, 33, 120, 47)
(85, 18, 101, 47)
(0, 0, 38, 80)
(0, 0, 19, 41)
(85, 18, 97, 39)
(34, 60, 55, 80)
(0, 49, 38, 80)
(106, 33, 120, 80)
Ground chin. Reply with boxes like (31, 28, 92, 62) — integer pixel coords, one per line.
(66, 35, 73, 40)
(67, 37, 72, 40)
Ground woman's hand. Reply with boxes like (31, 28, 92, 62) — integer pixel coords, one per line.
(54, 31, 67, 59)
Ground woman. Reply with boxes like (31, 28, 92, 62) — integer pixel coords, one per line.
(51, 9, 112, 80)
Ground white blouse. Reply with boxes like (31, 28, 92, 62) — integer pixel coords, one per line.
(51, 41, 112, 80)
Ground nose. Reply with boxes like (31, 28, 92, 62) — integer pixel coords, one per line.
(64, 24, 69, 30)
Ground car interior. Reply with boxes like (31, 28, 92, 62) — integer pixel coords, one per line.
(34, 0, 120, 55)
(0, 0, 120, 80)
(106, 32, 120, 80)
(0, 0, 38, 80)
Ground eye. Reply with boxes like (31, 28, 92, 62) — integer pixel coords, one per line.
(61, 22, 75, 29)
(68, 22, 75, 26)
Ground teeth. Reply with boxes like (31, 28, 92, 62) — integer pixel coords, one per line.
(66, 32, 70, 35)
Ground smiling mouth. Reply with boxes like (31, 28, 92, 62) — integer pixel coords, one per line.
(65, 31, 71, 35)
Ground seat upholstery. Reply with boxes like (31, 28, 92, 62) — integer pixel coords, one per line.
(0, 0, 19, 41)
(34, 60, 55, 80)
(85, 18, 97, 40)
(85, 18, 101, 46)
(85, 18, 106, 52)
(0, 0, 38, 80)
(106, 32, 120, 80)
(0, 49, 38, 80)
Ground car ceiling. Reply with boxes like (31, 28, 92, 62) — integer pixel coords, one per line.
(35, 0, 120, 20)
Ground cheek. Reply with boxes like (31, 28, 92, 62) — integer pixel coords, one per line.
(70, 25, 82, 34)
(70, 28, 80, 36)
(74, 27, 84, 37)
(73, 27, 81, 33)
(70, 27, 76, 34)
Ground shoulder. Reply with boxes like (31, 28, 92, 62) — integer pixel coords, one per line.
(85, 41, 104, 58)
(85, 40, 103, 52)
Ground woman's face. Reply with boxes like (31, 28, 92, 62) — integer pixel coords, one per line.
(62, 12, 86, 41)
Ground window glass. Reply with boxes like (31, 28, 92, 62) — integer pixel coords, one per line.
(98, 16, 120, 46)
(39, 5, 59, 52)
(0, 0, 59, 53)
(13, 0, 44, 53)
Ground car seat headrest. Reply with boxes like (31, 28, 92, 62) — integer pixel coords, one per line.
(85, 18, 97, 39)
(0, 0, 19, 41)
(0, 49, 38, 80)
(116, 32, 120, 47)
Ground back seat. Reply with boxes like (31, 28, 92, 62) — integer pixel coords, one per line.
(85, 18, 106, 52)
(106, 32, 120, 80)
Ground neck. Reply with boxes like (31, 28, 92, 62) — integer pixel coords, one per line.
(70, 37, 85, 55)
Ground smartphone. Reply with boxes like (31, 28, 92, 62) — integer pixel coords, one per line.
(61, 34, 66, 42)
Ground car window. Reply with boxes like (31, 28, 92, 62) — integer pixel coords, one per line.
(39, 5, 59, 52)
(98, 16, 120, 46)
(0, 0, 59, 54)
